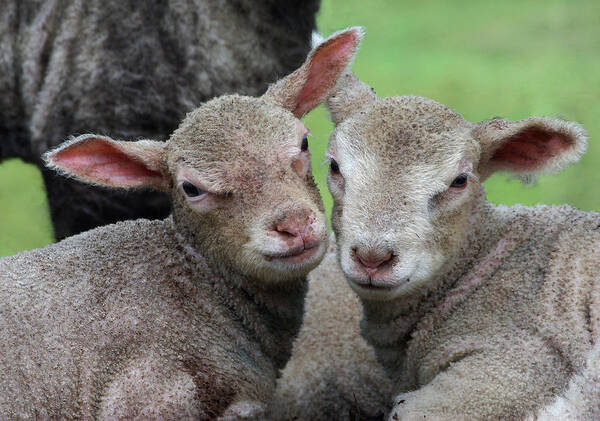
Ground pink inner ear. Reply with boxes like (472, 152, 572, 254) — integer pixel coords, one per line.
(53, 139, 164, 188)
(490, 127, 573, 172)
(293, 30, 359, 118)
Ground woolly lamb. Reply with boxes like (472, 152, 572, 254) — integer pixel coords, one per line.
(0, 28, 361, 419)
(322, 71, 600, 420)
(0, 0, 319, 240)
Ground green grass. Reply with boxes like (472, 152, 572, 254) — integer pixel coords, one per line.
(309, 0, 600, 219)
(0, 159, 54, 256)
(1, 0, 599, 256)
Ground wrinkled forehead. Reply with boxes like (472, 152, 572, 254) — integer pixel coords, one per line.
(331, 96, 477, 177)
(167, 95, 304, 189)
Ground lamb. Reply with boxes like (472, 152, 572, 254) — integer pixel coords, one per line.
(0, 28, 361, 419)
(0, 0, 319, 240)
(320, 71, 600, 420)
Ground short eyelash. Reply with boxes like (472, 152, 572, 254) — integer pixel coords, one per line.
(323, 152, 337, 167)
(465, 172, 479, 183)
(449, 172, 478, 187)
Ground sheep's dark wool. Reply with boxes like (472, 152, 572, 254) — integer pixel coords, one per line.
(0, 0, 319, 239)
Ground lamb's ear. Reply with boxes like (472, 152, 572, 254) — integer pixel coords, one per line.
(473, 117, 587, 181)
(326, 70, 377, 125)
(44, 134, 169, 190)
(262, 27, 363, 118)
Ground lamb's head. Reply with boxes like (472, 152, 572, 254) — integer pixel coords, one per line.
(325, 73, 587, 300)
(44, 28, 363, 284)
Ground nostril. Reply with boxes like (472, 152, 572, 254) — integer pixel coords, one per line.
(273, 210, 317, 240)
(354, 249, 393, 269)
(275, 224, 300, 238)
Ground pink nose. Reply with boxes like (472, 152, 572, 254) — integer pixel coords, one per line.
(354, 249, 393, 275)
(273, 210, 320, 249)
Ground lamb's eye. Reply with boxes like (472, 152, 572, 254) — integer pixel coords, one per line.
(182, 181, 205, 198)
(301, 135, 309, 152)
(330, 159, 340, 175)
(450, 174, 468, 189)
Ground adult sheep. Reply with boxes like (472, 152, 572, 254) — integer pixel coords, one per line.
(0, 0, 319, 239)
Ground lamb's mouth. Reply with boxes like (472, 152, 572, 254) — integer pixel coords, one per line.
(263, 244, 320, 265)
(351, 280, 399, 290)
(346, 276, 409, 298)
(356, 282, 396, 290)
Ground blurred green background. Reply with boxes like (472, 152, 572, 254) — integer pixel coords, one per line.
(1, 0, 599, 257)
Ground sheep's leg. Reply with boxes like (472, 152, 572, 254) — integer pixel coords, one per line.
(98, 352, 255, 420)
(526, 343, 600, 420)
(217, 400, 266, 420)
(388, 343, 569, 421)
(0, 1, 29, 162)
(529, 228, 600, 420)
(98, 356, 203, 419)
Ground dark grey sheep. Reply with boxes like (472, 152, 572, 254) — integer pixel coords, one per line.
(0, 0, 319, 239)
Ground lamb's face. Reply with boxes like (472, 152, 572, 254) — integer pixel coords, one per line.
(327, 96, 481, 300)
(168, 95, 328, 283)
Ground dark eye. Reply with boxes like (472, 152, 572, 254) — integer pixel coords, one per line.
(182, 181, 205, 198)
(301, 135, 309, 152)
(450, 174, 468, 189)
(329, 159, 340, 175)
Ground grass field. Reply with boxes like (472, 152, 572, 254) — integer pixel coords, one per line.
(1, 0, 599, 257)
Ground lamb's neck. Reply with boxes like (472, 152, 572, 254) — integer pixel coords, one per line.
(210, 272, 307, 371)
(170, 220, 307, 371)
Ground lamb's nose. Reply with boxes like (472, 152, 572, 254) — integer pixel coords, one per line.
(354, 248, 393, 275)
(275, 222, 301, 238)
(273, 210, 320, 249)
